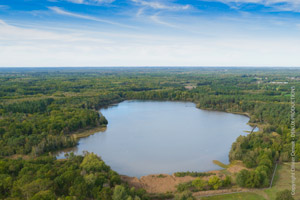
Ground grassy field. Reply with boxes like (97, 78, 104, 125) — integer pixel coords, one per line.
(263, 162, 300, 200)
(200, 192, 265, 200)
(199, 162, 300, 200)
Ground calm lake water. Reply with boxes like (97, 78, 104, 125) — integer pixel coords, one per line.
(57, 101, 256, 177)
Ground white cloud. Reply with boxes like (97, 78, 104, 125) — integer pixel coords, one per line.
(49, 7, 136, 29)
(150, 14, 179, 28)
(131, 0, 191, 11)
(215, 0, 300, 4)
(0, 5, 9, 10)
(132, 1, 191, 28)
(136, 7, 145, 17)
(208, 0, 300, 12)
(0, 19, 299, 67)
(0, 19, 6, 25)
(65, 0, 115, 5)
(0, 19, 112, 43)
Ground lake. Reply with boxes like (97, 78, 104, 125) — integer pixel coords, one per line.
(57, 100, 256, 177)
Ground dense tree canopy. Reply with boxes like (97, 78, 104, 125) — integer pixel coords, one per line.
(0, 67, 299, 197)
(0, 153, 149, 200)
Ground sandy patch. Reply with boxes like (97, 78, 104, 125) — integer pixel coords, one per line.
(8, 154, 31, 160)
(184, 85, 196, 90)
(227, 164, 248, 174)
(121, 171, 223, 194)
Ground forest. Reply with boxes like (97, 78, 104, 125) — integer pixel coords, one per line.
(0, 67, 299, 199)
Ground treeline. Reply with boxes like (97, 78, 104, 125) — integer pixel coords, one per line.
(232, 145, 275, 187)
(0, 94, 119, 156)
(31, 135, 76, 156)
(174, 171, 215, 177)
(176, 176, 232, 192)
(0, 153, 149, 200)
(0, 98, 54, 114)
(0, 108, 102, 156)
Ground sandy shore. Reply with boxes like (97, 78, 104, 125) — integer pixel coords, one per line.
(121, 161, 248, 194)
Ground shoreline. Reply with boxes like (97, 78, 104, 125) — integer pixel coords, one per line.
(52, 125, 107, 158)
(120, 160, 248, 194)
(71, 125, 107, 139)
(56, 100, 263, 188)
(58, 99, 261, 164)
(196, 106, 262, 131)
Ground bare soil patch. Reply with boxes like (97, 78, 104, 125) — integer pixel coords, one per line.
(121, 170, 222, 193)
(227, 164, 247, 174)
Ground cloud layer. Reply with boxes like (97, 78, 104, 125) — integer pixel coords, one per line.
(208, 0, 300, 12)
(65, 0, 115, 5)
(0, 0, 299, 66)
(0, 18, 299, 67)
(131, 0, 191, 11)
(49, 7, 136, 28)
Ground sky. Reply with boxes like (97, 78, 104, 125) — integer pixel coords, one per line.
(0, 0, 300, 67)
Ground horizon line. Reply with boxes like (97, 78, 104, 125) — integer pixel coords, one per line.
(1, 66, 300, 68)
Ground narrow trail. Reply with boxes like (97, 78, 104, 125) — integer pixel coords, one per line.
(269, 162, 278, 188)
(196, 191, 248, 198)
(196, 189, 269, 199)
(250, 125, 257, 133)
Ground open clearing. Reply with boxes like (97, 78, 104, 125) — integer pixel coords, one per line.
(200, 192, 265, 200)
(122, 161, 299, 199)
(198, 162, 300, 200)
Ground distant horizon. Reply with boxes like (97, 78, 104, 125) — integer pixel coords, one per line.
(1, 66, 300, 69)
(1, 0, 300, 67)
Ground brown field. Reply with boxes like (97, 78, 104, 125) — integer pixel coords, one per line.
(121, 170, 222, 193)
(122, 162, 300, 200)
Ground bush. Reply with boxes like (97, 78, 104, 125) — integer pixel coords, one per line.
(191, 178, 206, 191)
(112, 185, 128, 200)
(31, 190, 56, 200)
(174, 171, 215, 177)
(174, 191, 195, 200)
(275, 190, 294, 200)
(208, 176, 222, 190)
(236, 169, 269, 188)
(99, 115, 108, 125)
(222, 176, 232, 187)
(177, 182, 193, 192)
(236, 169, 251, 187)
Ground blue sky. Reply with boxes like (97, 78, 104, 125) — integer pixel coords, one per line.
(0, 0, 300, 67)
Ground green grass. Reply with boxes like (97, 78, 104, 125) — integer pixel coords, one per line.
(263, 162, 300, 200)
(174, 171, 215, 177)
(200, 192, 266, 200)
(157, 174, 167, 178)
(198, 162, 300, 200)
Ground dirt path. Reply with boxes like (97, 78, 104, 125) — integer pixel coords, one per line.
(269, 162, 278, 188)
(194, 188, 248, 197)
(195, 189, 270, 200)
